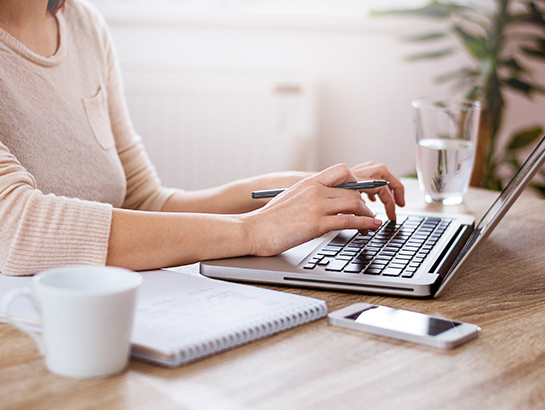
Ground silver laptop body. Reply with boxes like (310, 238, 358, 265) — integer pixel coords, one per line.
(201, 136, 545, 298)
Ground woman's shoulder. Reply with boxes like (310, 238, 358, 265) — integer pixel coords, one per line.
(62, 0, 110, 34)
(60, 0, 115, 57)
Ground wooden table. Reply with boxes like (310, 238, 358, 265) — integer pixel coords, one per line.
(2, 179, 545, 410)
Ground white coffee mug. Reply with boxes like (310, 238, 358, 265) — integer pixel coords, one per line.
(1, 266, 142, 379)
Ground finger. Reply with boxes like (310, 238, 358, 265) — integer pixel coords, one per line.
(375, 186, 397, 221)
(322, 194, 375, 219)
(355, 163, 406, 208)
(359, 185, 396, 220)
(373, 165, 405, 207)
(350, 162, 375, 175)
(313, 163, 358, 188)
(319, 214, 382, 235)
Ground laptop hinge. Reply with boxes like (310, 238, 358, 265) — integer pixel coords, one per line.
(430, 224, 474, 279)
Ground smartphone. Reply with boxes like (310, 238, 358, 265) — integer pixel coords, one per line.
(327, 303, 480, 349)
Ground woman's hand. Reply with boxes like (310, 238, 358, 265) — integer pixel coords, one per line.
(242, 163, 383, 257)
(350, 162, 405, 221)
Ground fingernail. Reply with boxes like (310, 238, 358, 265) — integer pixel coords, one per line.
(373, 218, 382, 227)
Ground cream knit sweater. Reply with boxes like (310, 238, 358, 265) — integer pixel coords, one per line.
(0, 0, 177, 276)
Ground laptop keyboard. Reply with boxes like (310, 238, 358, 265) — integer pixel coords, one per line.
(302, 215, 451, 278)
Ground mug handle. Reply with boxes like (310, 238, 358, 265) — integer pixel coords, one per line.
(1, 287, 45, 354)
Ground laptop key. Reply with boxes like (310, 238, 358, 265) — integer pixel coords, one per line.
(369, 264, 388, 271)
(382, 267, 403, 277)
(367, 261, 387, 270)
(355, 254, 375, 262)
(335, 255, 353, 261)
(344, 263, 366, 273)
(325, 259, 349, 272)
(402, 269, 417, 278)
(395, 254, 412, 260)
(318, 249, 339, 257)
(317, 258, 331, 266)
(363, 267, 382, 275)
(329, 231, 357, 247)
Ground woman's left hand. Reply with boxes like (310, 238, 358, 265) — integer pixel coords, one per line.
(350, 162, 405, 221)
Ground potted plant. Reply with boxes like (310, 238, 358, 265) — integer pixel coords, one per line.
(371, 0, 545, 195)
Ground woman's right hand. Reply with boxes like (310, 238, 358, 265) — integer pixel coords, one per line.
(242, 163, 383, 257)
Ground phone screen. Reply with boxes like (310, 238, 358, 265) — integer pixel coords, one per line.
(345, 306, 461, 337)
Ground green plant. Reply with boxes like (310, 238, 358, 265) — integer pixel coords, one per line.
(371, 0, 545, 195)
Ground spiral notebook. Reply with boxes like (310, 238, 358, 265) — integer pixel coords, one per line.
(0, 268, 327, 367)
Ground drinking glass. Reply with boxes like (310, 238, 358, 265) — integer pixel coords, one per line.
(412, 99, 481, 205)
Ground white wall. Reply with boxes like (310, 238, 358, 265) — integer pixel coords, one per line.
(96, 6, 545, 181)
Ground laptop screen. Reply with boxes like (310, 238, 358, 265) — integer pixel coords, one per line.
(435, 135, 545, 297)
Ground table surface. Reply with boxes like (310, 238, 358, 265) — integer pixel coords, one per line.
(2, 179, 545, 410)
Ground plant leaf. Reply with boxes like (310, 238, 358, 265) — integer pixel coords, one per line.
(435, 67, 480, 83)
(511, 3, 545, 27)
(503, 157, 521, 171)
(521, 46, 545, 59)
(501, 57, 525, 72)
(369, 1, 452, 18)
(403, 48, 457, 61)
(465, 85, 481, 100)
(535, 38, 545, 50)
(520, 36, 545, 60)
(529, 183, 545, 198)
(528, 2, 545, 26)
(454, 25, 490, 60)
(403, 31, 450, 42)
(506, 127, 544, 150)
(503, 77, 545, 96)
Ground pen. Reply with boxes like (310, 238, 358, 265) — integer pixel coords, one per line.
(251, 180, 389, 199)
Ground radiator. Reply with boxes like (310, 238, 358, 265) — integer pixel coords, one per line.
(122, 73, 319, 191)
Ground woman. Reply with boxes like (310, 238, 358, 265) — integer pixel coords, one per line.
(0, 0, 405, 276)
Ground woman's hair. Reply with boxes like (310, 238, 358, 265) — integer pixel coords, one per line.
(48, 0, 67, 15)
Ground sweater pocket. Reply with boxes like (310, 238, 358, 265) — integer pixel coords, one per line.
(82, 85, 115, 150)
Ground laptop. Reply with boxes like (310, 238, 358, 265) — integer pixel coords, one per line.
(201, 136, 545, 298)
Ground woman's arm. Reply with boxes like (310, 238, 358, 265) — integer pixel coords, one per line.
(0, 144, 113, 276)
(106, 164, 384, 271)
(160, 171, 312, 214)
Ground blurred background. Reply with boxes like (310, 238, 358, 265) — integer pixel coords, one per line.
(89, 0, 545, 191)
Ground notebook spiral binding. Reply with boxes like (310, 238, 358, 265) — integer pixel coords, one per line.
(168, 301, 328, 366)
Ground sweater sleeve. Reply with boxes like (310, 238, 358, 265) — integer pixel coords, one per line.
(0, 143, 113, 276)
